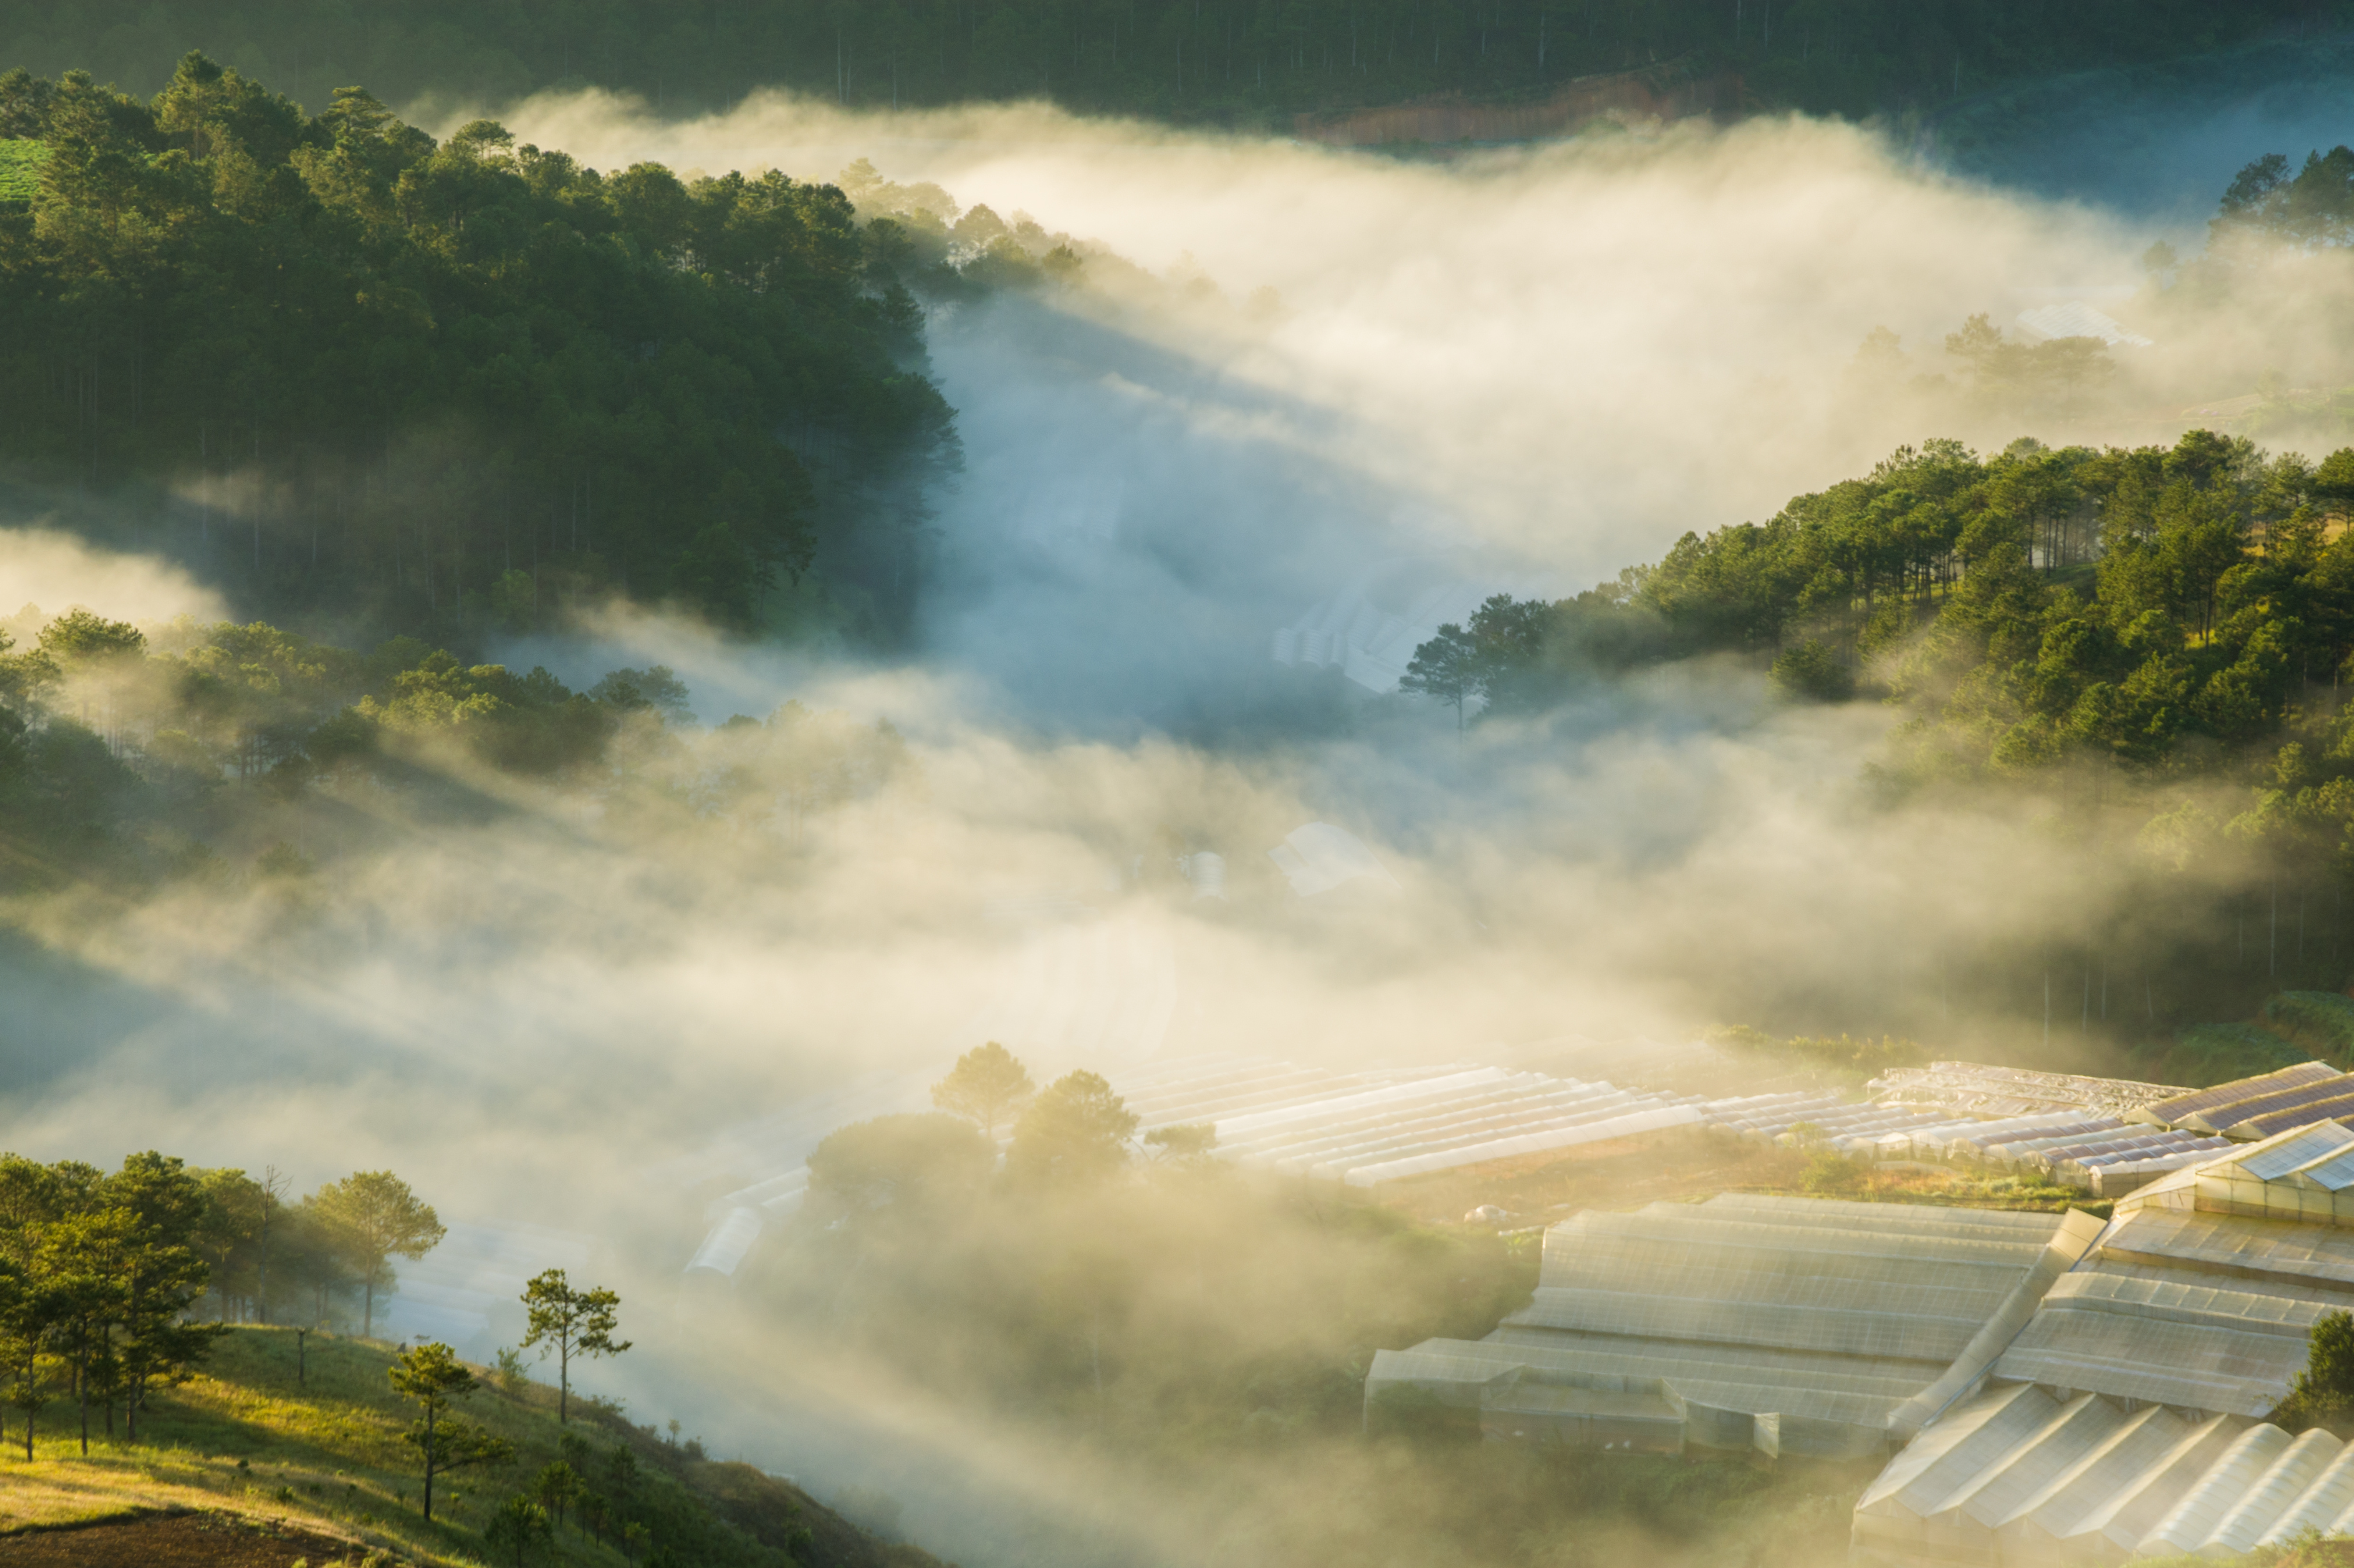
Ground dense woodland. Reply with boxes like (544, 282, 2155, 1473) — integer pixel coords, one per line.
(0, 0, 2311, 128)
(0, 55, 956, 643)
(1412, 422, 2354, 1062)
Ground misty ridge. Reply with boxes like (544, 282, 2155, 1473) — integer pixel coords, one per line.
(15, 31, 2354, 1568)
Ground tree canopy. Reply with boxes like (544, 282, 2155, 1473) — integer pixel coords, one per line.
(1006, 1070, 1140, 1187)
(0, 54, 956, 639)
(307, 1170, 443, 1339)
(928, 1041, 1037, 1138)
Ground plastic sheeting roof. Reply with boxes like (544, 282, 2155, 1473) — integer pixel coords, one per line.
(2137, 1061, 2340, 1130)
(2101, 1207, 2354, 1290)
(1408, 1195, 2079, 1434)
(1853, 1382, 2354, 1568)
(1872, 1061, 2190, 1120)
(2014, 302, 2155, 348)
(1120, 1053, 1709, 1187)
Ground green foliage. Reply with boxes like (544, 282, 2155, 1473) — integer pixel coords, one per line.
(927, 1040, 1036, 1138)
(0, 136, 46, 203)
(1770, 638, 1855, 701)
(2145, 1022, 2312, 1088)
(520, 1269, 630, 1425)
(1006, 1070, 1140, 1186)
(5, 1318, 904, 1567)
(493, 1344, 531, 1394)
(391, 1341, 516, 1521)
(0, 604, 919, 893)
(2264, 992, 2354, 1064)
(484, 1493, 552, 1565)
(2275, 1309, 2354, 1431)
(307, 1171, 443, 1340)
(0, 57, 956, 636)
(1398, 619, 1486, 728)
(808, 1114, 994, 1214)
(1801, 1149, 1867, 1194)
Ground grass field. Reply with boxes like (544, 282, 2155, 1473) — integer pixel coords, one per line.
(0, 1326, 914, 1568)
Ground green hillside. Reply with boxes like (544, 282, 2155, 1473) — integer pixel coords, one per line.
(0, 1325, 945, 1568)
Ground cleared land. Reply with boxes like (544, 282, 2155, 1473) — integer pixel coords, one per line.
(0, 1512, 364, 1566)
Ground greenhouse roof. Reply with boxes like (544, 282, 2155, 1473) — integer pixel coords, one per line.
(1851, 1380, 2354, 1568)
(2102, 1206, 2354, 1291)
(1872, 1061, 2191, 1120)
(2134, 1061, 2341, 1131)
(1373, 1194, 2094, 1459)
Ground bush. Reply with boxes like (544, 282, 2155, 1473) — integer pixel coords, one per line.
(2275, 1310, 2354, 1433)
(2147, 1022, 2310, 1087)
(1802, 1149, 1866, 1195)
(2264, 992, 2354, 1065)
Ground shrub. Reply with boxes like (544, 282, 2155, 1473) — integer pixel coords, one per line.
(2265, 992, 2354, 1065)
(1802, 1149, 1866, 1195)
(2149, 1022, 2309, 1087)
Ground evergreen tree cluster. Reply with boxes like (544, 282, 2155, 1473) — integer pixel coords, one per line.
(0, 1152, 445, 1457)
(0, 53, 956, 639)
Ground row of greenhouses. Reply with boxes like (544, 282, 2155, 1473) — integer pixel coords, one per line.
(1369, 1194, 2098, 1459)
(1852, 1118, 2354, 1565)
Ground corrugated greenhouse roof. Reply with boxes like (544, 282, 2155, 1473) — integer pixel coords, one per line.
(1376, 1194, 2083, 1454)
(1852, 1382, 2354, 1567)
(2140, 1061, 2340, 1128)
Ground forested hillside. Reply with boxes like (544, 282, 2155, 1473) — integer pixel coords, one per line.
(0, 0, 2308, 129)
(1411, 422, 2354, 1045)
(0, 603, 910, 893)
(0, 54, 955, 643)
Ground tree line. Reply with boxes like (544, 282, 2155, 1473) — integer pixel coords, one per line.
(0, 0, 2304, 129)
(0, 53, 956, 642)
(0, 1154, 654, 1555)
(1401, 422, 2354, 1043)
(0, 1156, 440, 1455)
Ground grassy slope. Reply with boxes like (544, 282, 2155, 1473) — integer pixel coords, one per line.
(0, 1326, 942, 1568)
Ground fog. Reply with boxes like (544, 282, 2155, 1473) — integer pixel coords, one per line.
(0, 77, 2329, 1567)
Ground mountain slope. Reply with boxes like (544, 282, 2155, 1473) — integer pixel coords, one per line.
(0, 1325, 949, 1568)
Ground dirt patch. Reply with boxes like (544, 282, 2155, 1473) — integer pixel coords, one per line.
(0, 1511, 373, 1567)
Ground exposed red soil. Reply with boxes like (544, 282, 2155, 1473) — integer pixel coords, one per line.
(0, 1511, 371, 1567)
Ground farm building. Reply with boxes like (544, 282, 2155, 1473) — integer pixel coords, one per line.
(1368, 1194, 2101, 1459)
(1363, 1119, 2354, 1559)
(1852, 1121, 2354, 1566)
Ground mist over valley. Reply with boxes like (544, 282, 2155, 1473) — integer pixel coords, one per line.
(10, 17, 2354, 1568)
